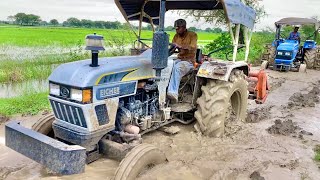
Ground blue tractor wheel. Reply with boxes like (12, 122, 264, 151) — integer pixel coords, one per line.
(305, 49, 316, 69)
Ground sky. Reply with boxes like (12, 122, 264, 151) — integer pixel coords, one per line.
(0, 0, 319, 31)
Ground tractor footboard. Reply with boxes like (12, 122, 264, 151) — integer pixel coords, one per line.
(5, 121, 86, 175)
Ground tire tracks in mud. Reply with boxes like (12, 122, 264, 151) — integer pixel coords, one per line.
(0, 166, 24, 180)
(266, 80, 320, 137)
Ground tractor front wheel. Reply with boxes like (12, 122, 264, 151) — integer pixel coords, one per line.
(32, 113, 55, 137)
(114, 144, 167, 180)
(194, 70, 248, 137)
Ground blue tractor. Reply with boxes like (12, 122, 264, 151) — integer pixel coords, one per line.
(261, 17, 320, 72)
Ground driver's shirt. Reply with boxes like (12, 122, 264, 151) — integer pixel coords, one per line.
(172, 30, 198, 63)
(288, 32, 300, 40)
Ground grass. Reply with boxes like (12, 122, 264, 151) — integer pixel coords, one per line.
(0, 26, 219, 47)
(0, 92, 50, 116)
(314, 145, 320, 161)
(0, 26, 219, 84)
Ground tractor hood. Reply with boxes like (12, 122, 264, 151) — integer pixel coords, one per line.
(49, 49, 156, 87)
(277, 40, 299, 51)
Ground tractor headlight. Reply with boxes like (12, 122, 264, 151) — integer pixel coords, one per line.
(285, 52, 291, 56)
(49, 83, 60, 96)
(70, 89, 92, 103)
(277, 52, 283, 55)
(70, 89, 83, 102)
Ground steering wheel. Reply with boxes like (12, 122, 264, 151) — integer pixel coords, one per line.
(168, 43, 180, 56)
(280, 33, 286, 39)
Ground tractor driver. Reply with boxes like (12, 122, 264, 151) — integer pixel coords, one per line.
(167, 19, 198, 103)
(288, 26, 301, 43)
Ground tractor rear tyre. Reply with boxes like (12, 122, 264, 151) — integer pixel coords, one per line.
(261, 60, 269, 70)
(304, 49, 316, 69)
(32, 113, 55, 137)
(194, 70, 248, 137)
(261, 44, 276, 67)
(114, 144, 167, 180)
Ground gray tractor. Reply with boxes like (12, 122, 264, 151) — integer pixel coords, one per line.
(5, 0, 258, 179)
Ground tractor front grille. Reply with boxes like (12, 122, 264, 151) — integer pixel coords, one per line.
(95, 104, 109, 126)
(49, 100, 87, 128)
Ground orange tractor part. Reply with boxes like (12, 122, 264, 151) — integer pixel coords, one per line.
(247, 69, 269, 104)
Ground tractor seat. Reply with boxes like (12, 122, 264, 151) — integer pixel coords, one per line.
(196, 49, 203, 64)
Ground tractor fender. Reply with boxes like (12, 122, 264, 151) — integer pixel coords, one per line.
(197, 60, 249, 81)
(303, 40, 317, 49)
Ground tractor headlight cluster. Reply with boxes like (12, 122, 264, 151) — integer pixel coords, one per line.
(277, 51, 292, 56)
(70, 89, 92, 103)
(285, 52, 291, 56)
(49, 83, 92, 103)
(49, 83, 60, 96)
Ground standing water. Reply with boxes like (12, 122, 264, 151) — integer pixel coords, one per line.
(0, 80, 48, 98)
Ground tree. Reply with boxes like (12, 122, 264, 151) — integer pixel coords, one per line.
(181, 0, 266, 44)
(7, 16, 15, 24)
(189, 27, 197, 32)
(205, 28, 212, 32)
(81, 19, 93, 28)
(14, 13, 27, 25)
(40, 21, 48, 26)
(213, 27, 222, 33)
(165, 26, 174, 31)
(12, 13, 41, 25)
(50, 19, 59, 26)
(62, 21, 69, 27)
(182, 0, 266, 26)
(27, 14, 41, 25)
(66, 17, 81, 27)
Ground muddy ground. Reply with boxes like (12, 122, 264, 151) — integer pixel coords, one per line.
(1, 68, 320, 180)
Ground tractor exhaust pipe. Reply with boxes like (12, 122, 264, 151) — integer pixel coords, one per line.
(152, 0, 169, 78)
(90, 51, 99, 67)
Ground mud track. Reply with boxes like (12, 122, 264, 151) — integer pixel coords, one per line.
(1, 68, 320, 180)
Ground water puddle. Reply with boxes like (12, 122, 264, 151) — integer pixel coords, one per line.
(0, 80, 48, 98)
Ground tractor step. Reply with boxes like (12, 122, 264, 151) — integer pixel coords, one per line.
(5, 121, 86, 175)
(170, 103, 194, 112)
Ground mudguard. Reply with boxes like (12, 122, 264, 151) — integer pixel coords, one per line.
(197, 60, 249, 81)
(5, 121, 86, 175)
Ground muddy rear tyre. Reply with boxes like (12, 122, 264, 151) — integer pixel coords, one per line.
(304, 49, 316, 69)
(261, 60, 269, 70)
(114, 144, 167, 180)
(261, 44, 276, 67)
(32, 113, 55, 137)
(194, 70, 248, 137)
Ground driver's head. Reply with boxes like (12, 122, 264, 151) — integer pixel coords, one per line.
(174, 19, 187, 36)
(294, 26, 299, 32)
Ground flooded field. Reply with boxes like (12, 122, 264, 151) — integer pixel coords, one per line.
(0, 80, 48, 98)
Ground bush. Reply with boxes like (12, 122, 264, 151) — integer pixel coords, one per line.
(204, 32, 275, 64)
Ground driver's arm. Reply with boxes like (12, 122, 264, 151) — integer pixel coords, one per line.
(172, 32, 198, 50)
(297, 32, 301, 40)
(288, 32, 292, 40)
